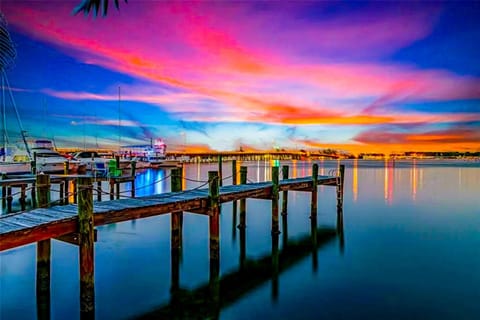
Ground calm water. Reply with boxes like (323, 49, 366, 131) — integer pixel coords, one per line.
(1, 160, 479, 319)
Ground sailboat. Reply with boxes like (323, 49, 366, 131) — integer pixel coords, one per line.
(0, 14, 31, 174)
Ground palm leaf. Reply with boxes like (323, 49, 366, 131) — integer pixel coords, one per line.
(73, 0, 128, 17)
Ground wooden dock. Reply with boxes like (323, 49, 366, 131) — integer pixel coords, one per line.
(0, 163, 345, 319)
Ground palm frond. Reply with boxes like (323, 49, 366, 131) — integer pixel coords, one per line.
(73, 0, 128, 17)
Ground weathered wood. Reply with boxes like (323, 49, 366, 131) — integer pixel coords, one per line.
(271, 166, 280, 235)
(36, 173, 51, 320)
(281, 165, 289, 216)
(209, 170, 221, 316)
(64, 161, 69, 175)
(73, 180, 77, 204)
(6, 186, 12, 213)
(109, 179, 114, 200)
(1, 173, 6, 208)
(208, 171, 220, 281)
(37, 239, 51, 320)
(63, 180, 68, 205)
(97, 180, 102, 202)
(232, 160, 237, 185)
(218, 155, 223, 187)
(78, 177, 95, 317)
(59, 182, 65, 206)
(337, 164, 345, 209)
(19, 184, 27, 210)
(311, 163, 318, 218)
(238, 166, 247, 229)
(130, 161, 136, 198)
(337, 206, 344, 254)
(171, 168, 183, 251)
(1, 172, 341, 253)
(115, 181, 120, 200)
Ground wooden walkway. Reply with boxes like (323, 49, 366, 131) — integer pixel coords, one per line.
(0, 175, 337, 251)
(0, 163, 345, 318)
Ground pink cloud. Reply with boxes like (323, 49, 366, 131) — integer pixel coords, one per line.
(4, 2, 480, 130)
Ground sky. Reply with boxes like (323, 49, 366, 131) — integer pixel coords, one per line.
(1, 0, 479, 155)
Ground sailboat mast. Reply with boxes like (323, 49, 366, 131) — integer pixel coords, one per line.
(118, 86, 121, 152)
(1, 74, 6, 161)
(2, 70, 31, 159)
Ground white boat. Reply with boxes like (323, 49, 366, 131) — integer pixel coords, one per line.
(122, 138, 180, 168)
(31, 140, 80, 173)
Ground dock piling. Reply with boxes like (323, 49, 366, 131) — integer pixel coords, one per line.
(36, 174, 51, 320)
(78, 177, 95, 318)
(208, 171, 220, 280)
(271, 166, 280, 235)
(311, 163, 318, 218)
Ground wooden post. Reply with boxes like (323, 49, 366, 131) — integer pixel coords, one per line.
(239, 166, 247, 268)
(208, 171, 220, 281)
(115, 181, 120, 200)
(218, 154, 223, 187)
(271, 166, 280, 235)
(31, 152, 37, 175)
(96, 181, 102, 202)
(64, 161, 69, 175)
(337, 205, 345, 254)
(109, 179, 114, 200)
(36, 173, 51, 320)
(73, 180, 77, 204)
(64, 180, 69, 205)
(115, 155, 120, 170)
(281, 165, 289, 216)
(238, 166, 247, 228)
(281, 165, 289, 247)
(37, 174, 50, 209)
(78, 177, 95, 318)
(130, 161, 136, 198)
(337, 164, 345, 209)
(311, 163, 318, 219)
(6, 186, 12, 213)
(231, 160, 237, 241)
(169, 168, 182, 296)
(1, 173, 6, 208)
(59, 182, 65, 206)
(232, 160, 237, 185)
(170, 168, 183, 251)
(20, 184, 26, 210)
(31, 181, 37, 208)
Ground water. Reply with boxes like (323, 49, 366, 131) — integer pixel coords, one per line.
(1, 160, 479, 319)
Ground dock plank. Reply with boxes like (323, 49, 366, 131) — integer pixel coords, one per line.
(0, 174, 339, 252)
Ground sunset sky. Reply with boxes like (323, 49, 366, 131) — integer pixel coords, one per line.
(1, 0, 479, 154)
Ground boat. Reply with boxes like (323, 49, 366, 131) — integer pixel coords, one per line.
(31, 139, 80, 173)
(121, 138, 180, 169)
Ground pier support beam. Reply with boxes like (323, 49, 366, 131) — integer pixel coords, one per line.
(208, 171, 220, 279)
(231, 160, 237, 241)
(170, 168, 183, 251)
(337, 164, 345, 209)
(281, 165, 289, 247)
(78, 177, 95, 318)
(311, 163, 318, 219)
(271, 166, 280, 235)
(36, 174, 51, 320)
(238, 166, 247, 268)
(218, 155, 223, 187)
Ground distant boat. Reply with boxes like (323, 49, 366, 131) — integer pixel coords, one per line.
(31, 139, 80, 173)
(122, 138, 180, 168)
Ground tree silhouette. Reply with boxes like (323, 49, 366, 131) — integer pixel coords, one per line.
(73, 0, 128, 17)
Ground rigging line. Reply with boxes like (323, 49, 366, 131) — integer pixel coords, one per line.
(2, 70, 31, 158)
